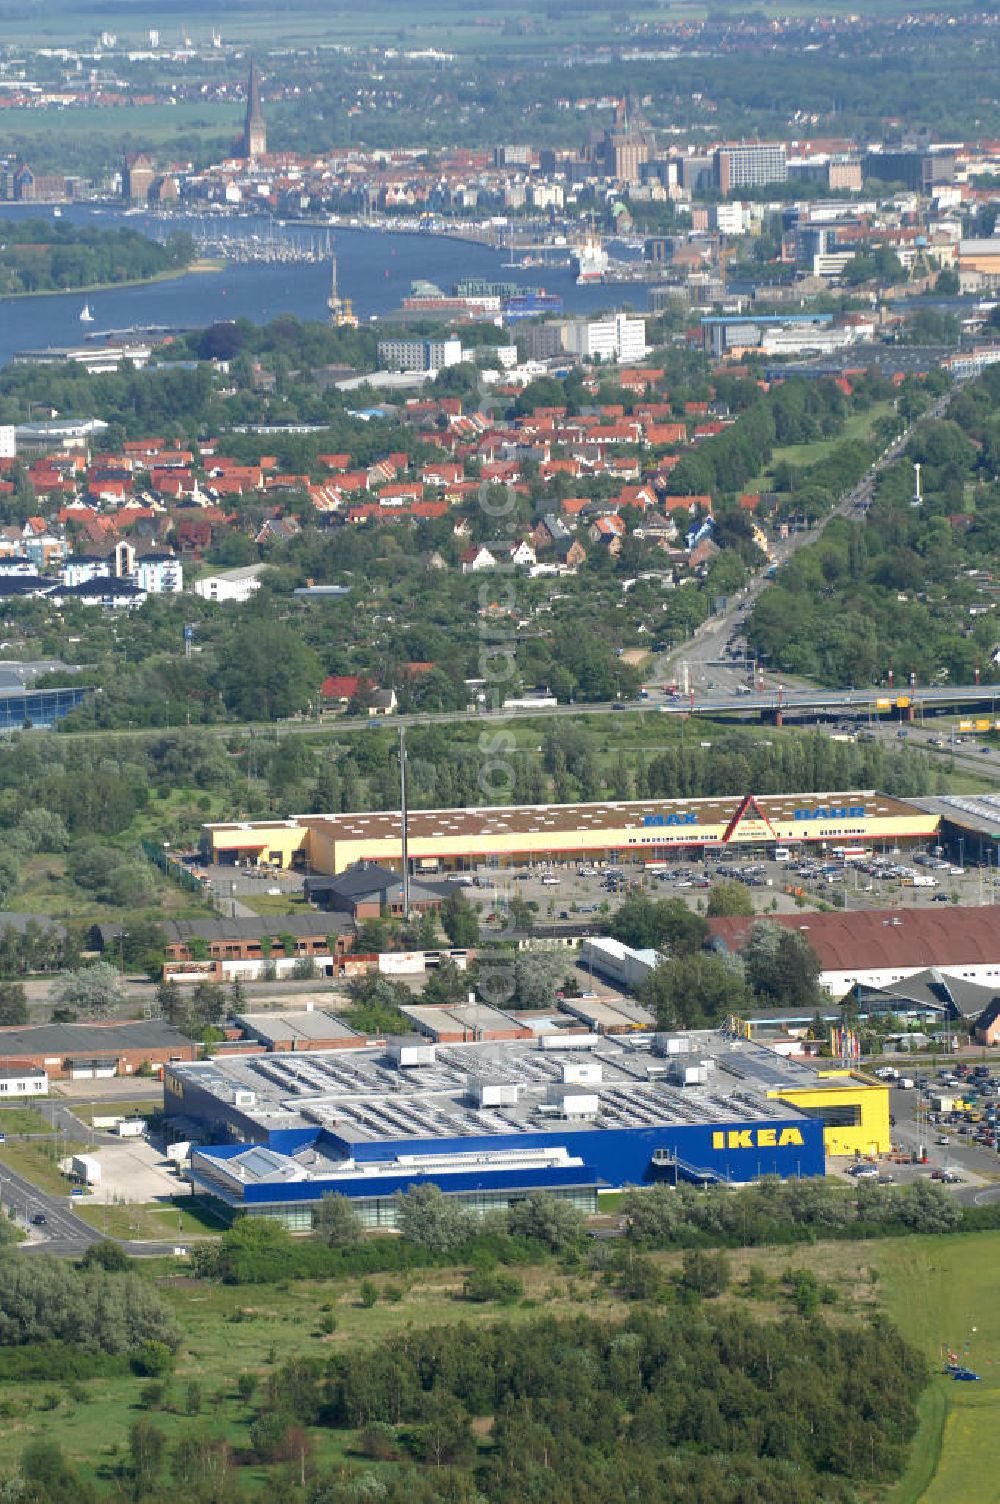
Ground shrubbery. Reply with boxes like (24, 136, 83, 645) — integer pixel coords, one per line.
(622, 1175, 963, 1249)
(0, 1257, 179, 1355)
(194, 1188, 586, 1285)
(308, 1307, 927, 1499)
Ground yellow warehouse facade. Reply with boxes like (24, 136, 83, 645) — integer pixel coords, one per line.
(201, 790, 937, 875)
(770, 1071, 891, 1158)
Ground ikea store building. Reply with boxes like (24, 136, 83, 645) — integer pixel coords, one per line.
(168, 1031, 889, 1229)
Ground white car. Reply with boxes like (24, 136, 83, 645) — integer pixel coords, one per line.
(541, 875, 560, 886)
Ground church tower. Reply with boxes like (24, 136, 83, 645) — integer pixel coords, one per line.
(243, 56, 266, 160)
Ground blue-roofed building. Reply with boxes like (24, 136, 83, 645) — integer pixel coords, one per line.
(169, 1029, 842, 1230)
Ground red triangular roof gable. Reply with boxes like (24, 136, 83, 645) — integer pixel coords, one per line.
(722, 794, 778, 845)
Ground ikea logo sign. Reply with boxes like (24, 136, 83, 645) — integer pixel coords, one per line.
(793, 804, 865, 821)
(712, 1127, 805, 1151)
(643, 812, 699, 828)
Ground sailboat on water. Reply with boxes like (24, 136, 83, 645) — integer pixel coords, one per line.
(79, 303, 94, 324)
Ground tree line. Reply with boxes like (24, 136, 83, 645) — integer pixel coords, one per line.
(748, 366, 1000, 687)
(0, 223, 193, 297)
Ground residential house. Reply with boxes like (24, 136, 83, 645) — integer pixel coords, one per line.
(659, 494, 714, 520)
(0, 527, 23, 560)
(421, 461, 464, 489)
(255, 516, 301, 546)
(503, 539, 537, 569)
(135, 553, 183, 594)
(643, 422, 688, 448)
(368, 687, 397, 717)
(59, 555, 111, 588)
(532, 515, 573, 551)
(632, 511, 678, 546)
(688, 535, 721, 570)
(589, 516, 626, 554)
(192, 566, 266, 605)
(54, 578, 146, 609)
(686, 515, 717, 552)
(0, 576, 54, 602)
(748, 519, 771, 558)
(555, 537, 587, 568)
(614, 484, 657, 514)
(175, 518, 214, 555)
(560, 498, 591, 520)
(305, 484, 342, 514)
(377, 483, 424, 507)
(460, 545, 497, 574)
(320, 675, 366, 706)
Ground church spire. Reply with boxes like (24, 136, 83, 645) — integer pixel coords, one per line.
(243, 56, 266, 160)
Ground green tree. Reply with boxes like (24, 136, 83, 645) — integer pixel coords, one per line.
(506, 1192, 585, 1252)
(49, 962, 125, 1020)
(214, 620, 322, 720)
(420, 955, 471, 1006)
(706, 879, 755, 918)
(313, 1192, 362, 1247)
(345, 972, 410, 1034)
(0, 980, 27, 1026)
(610, 893, 708, 954)
(409, 1388, 476, 1468)
(441, 889, 480, 947)
(678, 1248, 731, 1298)
(129, 1417, 166, 1494)
(20, 1439, 96, 1504)
(640, 952, 749, 1030)
(512, 950, 573, 1009)
(743, 922, 822, 1009)
(395, 1184, 474, 1255)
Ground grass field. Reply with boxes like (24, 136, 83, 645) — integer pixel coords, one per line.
(743, 401, 896, 495)
(74, 1198, 227, 1241)
(0, 1106, 49, 1135)
(0, 1135, 86, 1195)
(237, 893, 305, 917)
(69, 1100, 161, 1126)
(0, 102, 241, 144)
(0, 1254, 629, 1487)
(0, 1226, 992, 1494)
(717, 1231, 1000, 1504)
(878, 1234, 1000, 1504)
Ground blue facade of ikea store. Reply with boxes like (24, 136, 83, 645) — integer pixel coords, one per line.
(189, 1114, 826, 1223)
(0, 685, 94, 730)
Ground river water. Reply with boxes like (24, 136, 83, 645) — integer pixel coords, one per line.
(0, 205, 649, 367)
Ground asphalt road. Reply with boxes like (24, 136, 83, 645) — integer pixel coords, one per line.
(652, 393, 951, 695)
(0, 1158, 101, 1255)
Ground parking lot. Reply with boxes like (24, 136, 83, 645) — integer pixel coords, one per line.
(455, 845, 999, 936)
(71, 1140, 184, 1205)
(891, 1065, 1000, 1171)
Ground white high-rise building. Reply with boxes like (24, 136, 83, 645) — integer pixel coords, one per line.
(0, 427, 15, 459)
(377, 337, 463, 373)
(561, 313, 647, 364)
